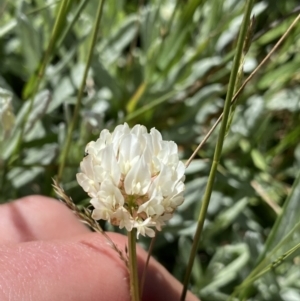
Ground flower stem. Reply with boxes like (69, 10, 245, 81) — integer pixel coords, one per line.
(180, 0, 254, 300)
(128, 229, 140, 301)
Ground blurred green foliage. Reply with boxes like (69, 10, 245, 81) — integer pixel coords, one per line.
(1, 0, 300, 300)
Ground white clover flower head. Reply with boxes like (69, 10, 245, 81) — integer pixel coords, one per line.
(77, 123, 185, 238)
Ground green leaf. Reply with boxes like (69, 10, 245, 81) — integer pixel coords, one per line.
(204, 197, 249, 238)
(200, 244, 250, 294)
(16, 13, 42, 73)
(262, 171, 300, 257)
(251, 149, 268, 171)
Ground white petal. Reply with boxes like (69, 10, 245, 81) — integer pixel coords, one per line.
(131, 124, 147, 136)
(121, 134, 144, 160)
(158, 141, 178, 167)
(100, 145, 121, 186)
(80, 155, 95, 179)
(149, 164, 173, 197)
(149, 128, 162, 155)
(170, 194, 184, 207)
(137, 195, 164, 217)
(154, 213, 173, 230)
(175, 161, 186, 182)
(93, 165, 107, 183)
(118, 134, 142, 175)
(76, 173, 98, 198)
(134, 218, 155, 238)
(112, 207, 133, 231)
(99, 179, 124, 206)
(111, 123, 130, 153)
(124, 156, 151, 195)
(90, 199, 113, 221)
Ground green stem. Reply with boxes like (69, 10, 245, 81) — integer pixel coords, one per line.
(57, 0, 106, 181)
(128, 229, 140, 301)
(124, 89, 177, 122)
(27, 1, 60, 15)
(9, 0, 69, 163)
(180, 1, 254, 300)
(140, 230, 157, 298)
(56, 0, 89, 49)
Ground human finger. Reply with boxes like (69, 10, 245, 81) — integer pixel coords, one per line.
(0, 232, 199, 301)
(0, 195, 89, 243)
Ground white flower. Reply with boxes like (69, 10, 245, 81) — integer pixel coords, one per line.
(77, 123, 185, 238)
(133, 218, 155, 238)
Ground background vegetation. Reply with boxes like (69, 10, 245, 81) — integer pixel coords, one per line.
(1, 0, 300, 300)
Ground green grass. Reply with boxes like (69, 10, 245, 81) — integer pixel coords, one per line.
(1, 0, 300, 300)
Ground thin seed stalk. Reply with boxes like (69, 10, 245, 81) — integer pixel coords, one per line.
(185, 14, 300, 169)
(180, 1, 255, 300)
(229, 241, 300, 300)
(140, 230, 157, 297)
(128, 229, 140, 301)
(57, 0, 106, 181)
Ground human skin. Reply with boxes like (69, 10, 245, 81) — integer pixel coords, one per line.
(0, 195, 199, 301)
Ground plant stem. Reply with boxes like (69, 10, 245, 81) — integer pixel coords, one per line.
(180, 1, 254, 300)
(9, 0, 69, 163)
(185, 12, 300, 169)
(140, 230, 157, 298)
(128, 229, 140, 301)
(56, 0, 89, 49)
(57, 0, 106, 181)
(125, 89, 177, 122)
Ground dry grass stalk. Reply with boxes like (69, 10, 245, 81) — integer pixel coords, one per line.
(52, 178, 128, 267)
